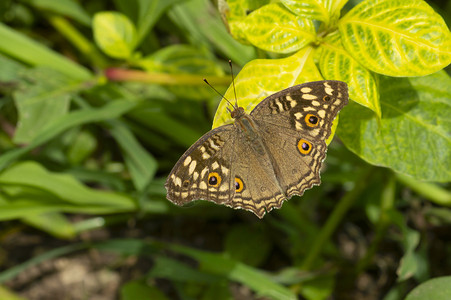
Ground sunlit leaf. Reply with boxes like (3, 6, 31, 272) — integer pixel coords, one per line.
(338, 71, 451, 181)
(93, 11, 137, 59)
(280, 0, 347, 23)
(317, 31, 380, 117)
(242, 3, 316, 53)
(339, 0, 451, 76)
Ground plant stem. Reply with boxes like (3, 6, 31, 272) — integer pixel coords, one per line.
(395, 173, 451, 206)
(105, 68, 230, 86)
(48, 15, 108, 68)
(300, 167, 374, 271)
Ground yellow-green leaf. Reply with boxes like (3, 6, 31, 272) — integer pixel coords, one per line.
(317, 31, 380, 118)
(213, 47, 322, 128)
(242, 3, 316, 53)
(339, 0, 451, 77)
(280, 0, 347, 24)
(93, 12, 137, 59)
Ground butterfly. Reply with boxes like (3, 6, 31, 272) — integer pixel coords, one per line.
(165, 80, 348, 218)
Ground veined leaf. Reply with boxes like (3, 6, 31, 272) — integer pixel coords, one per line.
(0, 161, 136, 210)
(406, 276, 451, 300)
(280, 0, 347, 24)
(218, 0, 270, 43)
(213, 47, 322, 128)
(339, 0, 451, 76)
(242, 3, 316, 53)
(338, 71, 451, 182)
(93, 12, 137, 59)
(13, 68, 74, 144)
(317, 31, 380, 117)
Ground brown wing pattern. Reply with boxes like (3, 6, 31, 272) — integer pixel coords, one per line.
(165, 125, 237, 206)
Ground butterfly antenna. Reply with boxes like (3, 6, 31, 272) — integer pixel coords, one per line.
(203, 78, 234, 110)
(228, 60, 238, 109)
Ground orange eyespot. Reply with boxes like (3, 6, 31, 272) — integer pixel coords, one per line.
(208, 172, 221, 187)
(305, 114, 319, 127)
(234, 177, 244, 193)
(297, 139, 312, 155)
(323, 95, 331, 101)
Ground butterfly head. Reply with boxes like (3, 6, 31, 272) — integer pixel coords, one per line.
(230, 106, 245, 119)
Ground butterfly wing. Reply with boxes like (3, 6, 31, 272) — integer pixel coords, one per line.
(165, 125, 237, 206)
(250, 80, 348, 198)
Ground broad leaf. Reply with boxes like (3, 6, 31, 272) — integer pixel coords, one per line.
(406, 276, 451, 300)
(339, 0, 451, 76)
(218, 0, 270, 43)
(338, 71, 451, 182)
(29, 0, 91, 26)
(280, 0, 347, 24)
(0, 161, 136, 220)
(0, 23, 91, 80)
(242, 3, 316, 53)
(13, 68, 73, 143)
(93, 12, 137, 59)
(317, 31, 380, 117)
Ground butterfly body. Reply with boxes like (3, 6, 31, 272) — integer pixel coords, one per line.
(165, 80, 348, 218)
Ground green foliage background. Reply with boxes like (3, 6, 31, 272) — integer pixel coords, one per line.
(0, 0, 450, 299)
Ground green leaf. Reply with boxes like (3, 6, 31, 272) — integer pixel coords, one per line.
(93, 12, 137, 59)
(136, 44, 225, 100)
(23, 212, 76, 239)
(405, 276, 451, 300)
(317, 31, 380, 117)
(0, 286, 27, 300)
(168, 0, 256, 66)
(135, 0, 184, 46)
(29, 0, 91, 26)
(109, 121, 157, 192)
(280, 0, 347, 23)
(339, 0, 451, 76)
(242, 3, 316, 53)
(0, 161, 136, 212)
(120, 280, 169, 300)
(338, 71, 451, 182)
(224, 225, 271, 267)
(13, 68, 74, 143)
(168, 244, 297, 300)
(0, 23, 91, 80)
(213, 47, 322, 128)
(148, 256, 222, 283)
(0, 100, 136, 170)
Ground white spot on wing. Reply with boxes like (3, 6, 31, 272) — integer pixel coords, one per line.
(183, 156, 192, 166)
(188, 160, 197, 175)
(294, 112, 303, 119)
(301, 87, 312, 93)
(212, 161, 219, 170)
(302, 94, 318, 100)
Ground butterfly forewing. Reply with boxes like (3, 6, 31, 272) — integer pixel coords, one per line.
(165, 126, 237, 205)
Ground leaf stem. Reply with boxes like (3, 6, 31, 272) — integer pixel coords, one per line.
(105, 68, 230, 86)
(48, 15, 108, 68)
